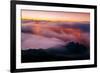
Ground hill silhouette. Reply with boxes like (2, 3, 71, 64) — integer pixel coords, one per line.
(21, 42, 90, 63)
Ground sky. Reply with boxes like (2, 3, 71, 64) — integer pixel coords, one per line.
(22, 10, 90, 22)
(21, 10, 90, 50)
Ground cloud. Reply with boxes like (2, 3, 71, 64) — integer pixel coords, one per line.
(21, 22, 90, 49)
(57, 23, 90, 32)
(21, 33, 65, 50)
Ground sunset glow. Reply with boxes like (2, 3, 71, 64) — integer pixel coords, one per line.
(22, 10, 90, 22)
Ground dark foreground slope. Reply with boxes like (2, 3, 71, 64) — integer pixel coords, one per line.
(21, 42, 90, 63)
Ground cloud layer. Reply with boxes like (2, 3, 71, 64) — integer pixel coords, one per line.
(21, 21, 90, 50)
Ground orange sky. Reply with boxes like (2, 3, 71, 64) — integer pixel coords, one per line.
(21, 10, 90, 22)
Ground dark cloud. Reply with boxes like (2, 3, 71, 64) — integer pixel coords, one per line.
(21, 25, 34, 34)
(58, 23, 90, 32)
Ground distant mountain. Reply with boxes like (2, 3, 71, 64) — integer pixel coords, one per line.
(22, 19, 34, 23)
(21, 42, 90, 63)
